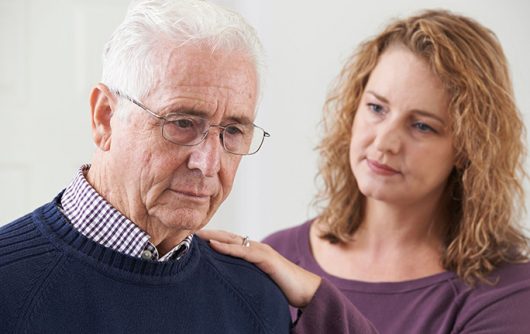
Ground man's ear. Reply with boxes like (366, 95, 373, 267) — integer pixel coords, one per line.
(90, 83, 117, 151)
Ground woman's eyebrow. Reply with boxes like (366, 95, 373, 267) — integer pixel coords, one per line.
(366, 90, 447, 125)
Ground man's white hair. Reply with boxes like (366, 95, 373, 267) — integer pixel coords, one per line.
(101, 0, 264, 101)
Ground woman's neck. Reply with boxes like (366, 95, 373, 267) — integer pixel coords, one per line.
(311, 198, 447, 282)
(360, 198, 444, 247)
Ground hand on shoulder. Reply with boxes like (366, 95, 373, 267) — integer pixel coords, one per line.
(196, 229, 322, 308)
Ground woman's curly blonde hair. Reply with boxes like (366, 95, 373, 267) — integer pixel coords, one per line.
(314, 9, 529, 285)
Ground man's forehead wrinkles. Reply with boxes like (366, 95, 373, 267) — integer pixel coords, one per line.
(167, 84, 252, 95)
(156, 94, 254, 121)
(154, 86, 255, 108)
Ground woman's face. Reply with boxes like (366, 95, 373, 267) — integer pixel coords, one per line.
(349, 45, 455, 207)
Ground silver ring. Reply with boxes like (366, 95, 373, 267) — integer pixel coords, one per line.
(241, 235, 251, 247)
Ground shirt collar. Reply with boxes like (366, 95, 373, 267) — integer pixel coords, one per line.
(60, 164, 193, 261)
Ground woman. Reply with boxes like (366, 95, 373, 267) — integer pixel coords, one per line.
(199, 9, 530, 333)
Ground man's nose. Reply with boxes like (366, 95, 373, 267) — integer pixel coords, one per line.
(187, 131, 222, 177)
(374, 121, 402, 154)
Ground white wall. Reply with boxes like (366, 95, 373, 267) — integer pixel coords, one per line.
(1, 0, 529, 240)
(0, 0, 131, 224)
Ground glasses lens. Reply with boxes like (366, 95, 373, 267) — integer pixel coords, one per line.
(161, 114, 268, 155)
(223, 124, 265, 155)
(162, 114, 207, 145)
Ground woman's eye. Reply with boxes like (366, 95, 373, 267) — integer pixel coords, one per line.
(413, 122, 436, 133)
(368, 103, 384, 114)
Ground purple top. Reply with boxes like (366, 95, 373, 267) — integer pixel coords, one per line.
(264, 220, 530, 333)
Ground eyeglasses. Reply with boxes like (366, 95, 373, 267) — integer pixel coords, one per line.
(113, 90, 270, 155)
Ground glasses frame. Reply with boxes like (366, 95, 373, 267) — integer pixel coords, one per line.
(112, 90, 270, 155)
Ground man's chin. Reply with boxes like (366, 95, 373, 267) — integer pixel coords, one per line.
(157, 208, 209, 232)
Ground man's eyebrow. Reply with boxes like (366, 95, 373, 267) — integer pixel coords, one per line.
(224, 115, 253, 125)
(162, 107, 254, 125)
(167, 109, 208, 118)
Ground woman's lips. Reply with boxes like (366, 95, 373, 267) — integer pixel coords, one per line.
(366, 159, 400, 176)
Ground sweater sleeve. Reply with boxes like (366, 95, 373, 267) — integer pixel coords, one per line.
(292, 279, 378, 334)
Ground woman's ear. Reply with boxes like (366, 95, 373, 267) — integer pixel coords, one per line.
(89, 83, 117, 151)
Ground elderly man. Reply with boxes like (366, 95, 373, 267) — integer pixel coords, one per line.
(0, 0, 290, 333)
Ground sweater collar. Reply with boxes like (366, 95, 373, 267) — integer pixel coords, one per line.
(35, 195, 202, 283)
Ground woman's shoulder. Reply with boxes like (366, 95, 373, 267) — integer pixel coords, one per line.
(262, 219, 314, 262)
(493, 261, 530, 283)
(453, 261, 530, 299)
(452, 261, 530, 332)
(472, 261, 530, 294)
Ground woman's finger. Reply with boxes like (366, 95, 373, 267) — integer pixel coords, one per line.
(208, 238, 273, 267)
(209, 239, 253, 259)
(196, 229, 246, 245)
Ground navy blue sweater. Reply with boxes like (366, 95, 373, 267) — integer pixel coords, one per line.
(0, 196, 290, 333)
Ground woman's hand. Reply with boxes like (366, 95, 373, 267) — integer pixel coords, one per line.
(196, 229, 322, 308)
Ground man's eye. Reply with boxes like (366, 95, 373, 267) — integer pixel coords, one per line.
(174, 119, 194, 129)
(225, 125, 244, 136)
